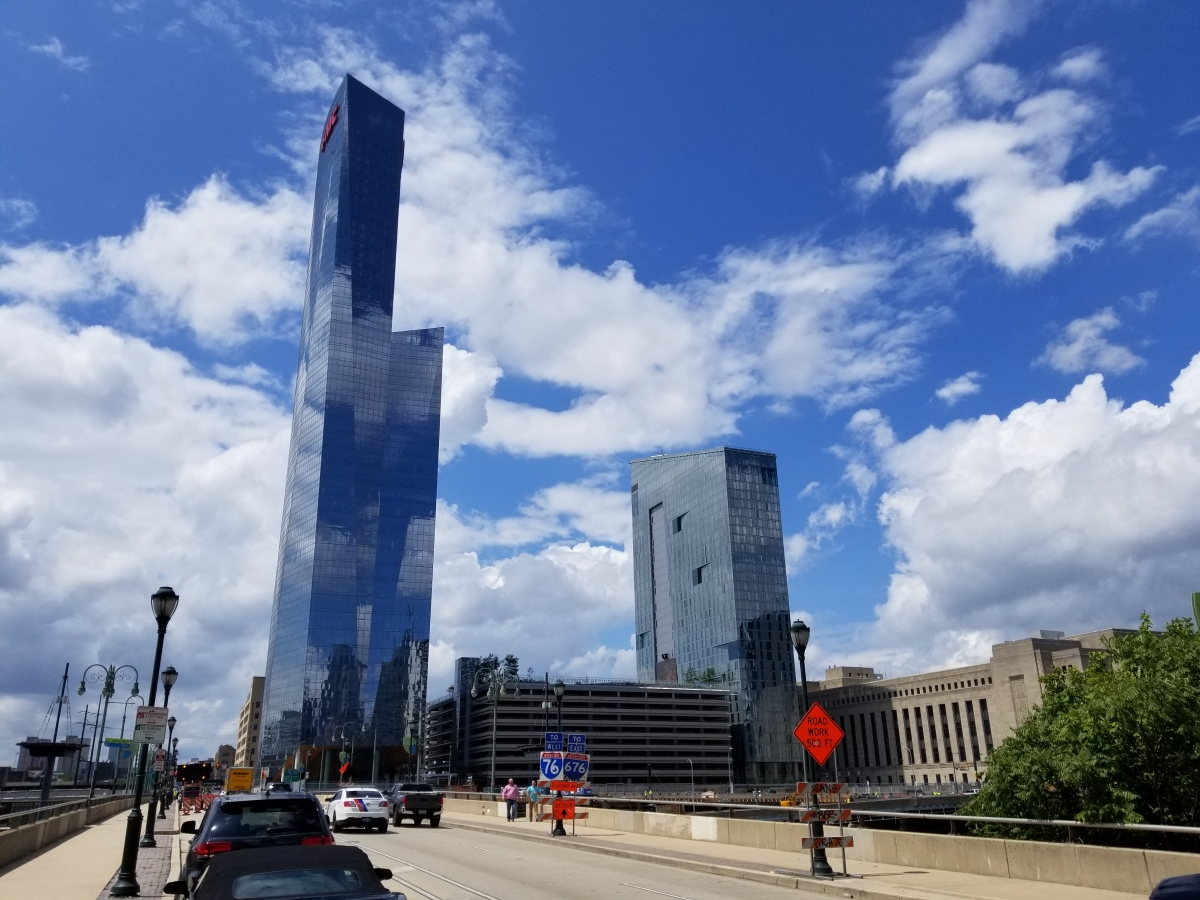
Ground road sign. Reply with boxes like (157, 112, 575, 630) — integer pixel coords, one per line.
(131, 706, 169, 745)
(795, 782, 845, 795)
(544, 731, 563, 751)
(563, 751, 589, 780)
(802, 835, 853, 849)
(104, 737, 131, 748)
(152, 749, 167, 772)
(540, 751, 564, 781)
(793, 702, 843, 766)
(800, 808, 852, 824)
(548, 780, 581, 792)
(566, 733, 586, 753)
(226, 768, 254, 792)
(553, 798, 576, 820)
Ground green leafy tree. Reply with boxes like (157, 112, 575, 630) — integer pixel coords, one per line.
(699, 667, 720, 685)
(964, 615, 1200, 831)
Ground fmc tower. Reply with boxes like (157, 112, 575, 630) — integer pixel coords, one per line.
(260, 75, 443, 783)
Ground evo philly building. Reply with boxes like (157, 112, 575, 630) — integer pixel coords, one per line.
(260, 75, 444, 782)
(631, 447, 804, 784)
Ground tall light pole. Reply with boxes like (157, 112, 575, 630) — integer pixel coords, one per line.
(551, 679, 566, 837)
(78, 664, 139, 799)
(791, 619, 833, 877)
(111, 586, 179, 897)
(153, 668, 178, 819)
(471, 667, 515, 793)
(159, 713, 177, 819)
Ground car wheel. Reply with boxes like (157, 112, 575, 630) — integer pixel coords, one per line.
(332, 815, 344, 833)
(430, 817, 440, 828)
(378, 821, 388, 833)
(391, 812, 400, 826)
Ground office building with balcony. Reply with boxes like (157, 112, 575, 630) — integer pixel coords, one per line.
(630, 447, 803, 785)
(260, 74, 443, 779)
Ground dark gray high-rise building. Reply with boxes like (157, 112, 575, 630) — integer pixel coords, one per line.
(260, 75, 443, 781)
(631, 447, 802, 784)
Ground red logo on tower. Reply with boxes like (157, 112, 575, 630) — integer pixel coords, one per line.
(321, 104, 340, 152)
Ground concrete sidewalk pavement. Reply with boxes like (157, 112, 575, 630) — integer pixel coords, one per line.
(440, 810, 1148, 900)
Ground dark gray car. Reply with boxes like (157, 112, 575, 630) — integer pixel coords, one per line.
(385, 783, 443, 827)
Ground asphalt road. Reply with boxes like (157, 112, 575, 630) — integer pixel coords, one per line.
(338, 821, 829, 900)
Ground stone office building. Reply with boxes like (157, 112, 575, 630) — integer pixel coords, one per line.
(424, 663, 734, 789)
(810, 628, 1133, 787)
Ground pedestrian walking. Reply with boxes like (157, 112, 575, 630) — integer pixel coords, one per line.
(501, 778, 520, 821)
(526, 779, 540, 821)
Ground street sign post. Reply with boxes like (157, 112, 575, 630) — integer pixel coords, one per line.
(563, 752, 589, 781)
(802, 835, 853, 849)
(131, 707, 169, 745)
(552, 798, 576, 820)
(793, 702, 843, 766)
(152, 750, 167, 772)
(539, 751, 564, 781)
(544, 732, 563, 751)
(566, 733, 586, 753)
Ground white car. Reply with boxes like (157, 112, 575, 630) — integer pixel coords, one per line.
(324, 788, 390, 832)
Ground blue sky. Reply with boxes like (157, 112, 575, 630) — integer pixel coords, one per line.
(1, 0, 1199, 759)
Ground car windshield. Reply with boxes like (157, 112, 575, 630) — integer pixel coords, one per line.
(231, 868, 366, 899)
(206, 800, 324, 839)
(343, 790, 383, 799)
(394, 784, 433, 792)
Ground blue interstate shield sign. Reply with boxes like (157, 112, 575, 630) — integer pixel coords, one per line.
(563, 752, 589, 780)
(540, 751, 564, 781)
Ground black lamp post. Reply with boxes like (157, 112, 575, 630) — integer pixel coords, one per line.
(159, 712, 177, 819)
(551, 679, 566, 837)
(791, 619, 833, 877)
(153, 668, 178, 820)
(111, 586, 179, 897)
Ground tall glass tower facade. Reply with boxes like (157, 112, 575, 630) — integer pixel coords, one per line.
(631, 447, 802, 784)
(260, 75, 443, 780)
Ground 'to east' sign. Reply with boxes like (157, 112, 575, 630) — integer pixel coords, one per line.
(793, 702, 843, 767)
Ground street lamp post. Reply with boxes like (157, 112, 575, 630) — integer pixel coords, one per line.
(791, 619, 834, 877)
(152, 672, 177, 825)
(159, 713, 177, 819)
(111, 586, 179, 897)
(78, 664, 140, 799)
(470, 667, 515, 793)
(551, 679, 566, 837)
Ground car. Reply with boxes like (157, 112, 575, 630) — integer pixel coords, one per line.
(384, 783, 442, 828)
(264, 782, 294, 796)
(165, 844, 405, 900)
(181, 792, 334, 883)
(1151, 874, 1200, 899)
(325, 788, 391, 832)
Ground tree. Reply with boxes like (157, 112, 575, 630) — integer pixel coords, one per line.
(963, 615, 1200, 832)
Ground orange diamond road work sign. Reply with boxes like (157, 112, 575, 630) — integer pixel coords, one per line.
(793, 702, 844, 766)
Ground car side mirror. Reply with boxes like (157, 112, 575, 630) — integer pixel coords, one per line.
(163, 880, 188, 895)
(180, 821, 197, 834)
(373, 867, 393, 880)
(391, 894, 407, 900)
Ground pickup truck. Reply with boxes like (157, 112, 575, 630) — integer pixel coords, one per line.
(385, 782, 443, 827)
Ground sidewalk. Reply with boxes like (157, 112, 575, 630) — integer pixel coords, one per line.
(441, 811, 1147, 900)
(0, 803, 183, 900)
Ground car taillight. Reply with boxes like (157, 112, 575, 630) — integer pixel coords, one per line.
(439, 796, 444, 806)
(400, 795, 408, 805)
(343, 801, 356, 807)
(193, 841, 233, 858)
(301, 835, 335, 846)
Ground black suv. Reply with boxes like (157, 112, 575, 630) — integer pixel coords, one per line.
(182, 793, 333, 882)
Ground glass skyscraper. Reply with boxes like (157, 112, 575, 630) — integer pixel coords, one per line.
(260, 75, 443, 780)
(631, 447, 802, 784)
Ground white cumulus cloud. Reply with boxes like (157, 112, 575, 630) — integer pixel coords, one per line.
(1036, 308, 1143, 374)
(935, 371, 983, 405)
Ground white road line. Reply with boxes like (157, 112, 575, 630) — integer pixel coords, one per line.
(343, 840, 505, 900)
(620, 884, 697, 900)
(457, 842, 491, 852)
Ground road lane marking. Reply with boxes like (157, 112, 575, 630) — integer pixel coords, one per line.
(620, 884, 697, 900)
(457, 842, 491, 852)
(343, 840, 504, 900)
